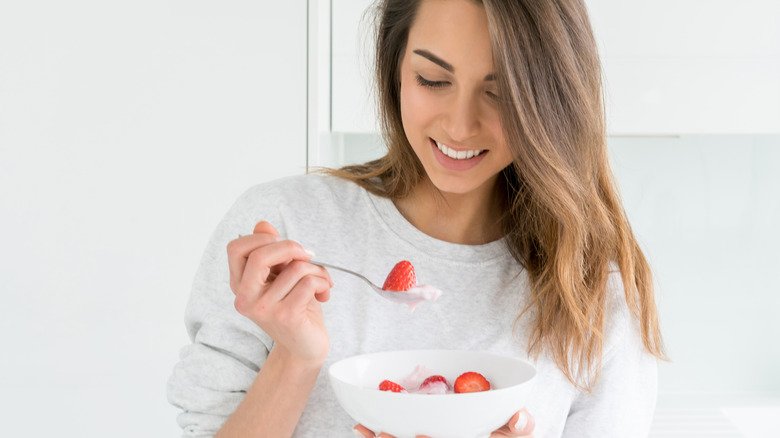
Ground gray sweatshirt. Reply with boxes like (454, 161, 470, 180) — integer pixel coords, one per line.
(167, 173, 658, 437)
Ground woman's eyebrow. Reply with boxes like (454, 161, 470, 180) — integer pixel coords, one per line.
(413, 49, 496, 81)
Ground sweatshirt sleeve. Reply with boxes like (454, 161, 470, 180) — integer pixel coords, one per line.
(561, 272, 659, 438)
(166, 184, 281, 437)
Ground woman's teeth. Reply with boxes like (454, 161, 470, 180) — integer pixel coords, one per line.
(434, 140, 484, 160)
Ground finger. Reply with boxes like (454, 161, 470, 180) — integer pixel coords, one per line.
(252, 221, 286, 278)
(227, 233, 280, 290)
(376, 434, 395, 438)
(263, 260, 333, 302)
(253, 220, 279, 236)
(238, 240, 313, 300)
(353, 424, 374, 437)
(490, 411, 520, 436)
(504, 408, 534, 436)
(281, 274, 331, 312)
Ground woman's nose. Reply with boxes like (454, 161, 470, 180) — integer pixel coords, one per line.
(442, 94, 482, 143)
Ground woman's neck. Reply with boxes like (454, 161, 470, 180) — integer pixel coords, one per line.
(393, 176, 505, 245)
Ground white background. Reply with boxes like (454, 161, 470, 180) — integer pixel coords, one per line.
(1, 1, 306, 436)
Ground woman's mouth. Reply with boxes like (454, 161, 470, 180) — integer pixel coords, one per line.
(429, 138, 488, 171)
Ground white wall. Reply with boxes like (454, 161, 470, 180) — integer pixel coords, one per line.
(608, 136, 780, 392)
(0, 1, 307, 436)
(610, 135, 780, 437)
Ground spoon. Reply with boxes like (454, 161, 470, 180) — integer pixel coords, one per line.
(309, 259, 442, 310)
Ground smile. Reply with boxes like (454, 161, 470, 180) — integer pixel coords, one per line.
(433, 139, 485, 160)
(429, 138, 488, 171)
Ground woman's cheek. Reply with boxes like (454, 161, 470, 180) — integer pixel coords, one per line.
(401, 90, 432, 146)
(403, 83, 435, 119)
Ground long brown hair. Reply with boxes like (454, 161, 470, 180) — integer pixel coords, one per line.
(317, 0, 666, 391)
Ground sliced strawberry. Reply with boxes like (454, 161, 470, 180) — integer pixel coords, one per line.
(382, 260, 417, 291)
(378, 379, 406, 393)
(419, 374, 449, 389)
(453, 371, 491, 393)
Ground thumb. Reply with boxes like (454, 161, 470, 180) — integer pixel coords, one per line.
(508, 408, 535, 436)
(253, 220, 279, 236)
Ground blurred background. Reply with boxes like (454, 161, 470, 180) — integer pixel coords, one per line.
(0, 0, 778, 436)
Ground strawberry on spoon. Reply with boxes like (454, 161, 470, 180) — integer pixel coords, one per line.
(380, 260, 442, 311)
(382, 260, 417, 291)
(309, 258, 442, 311)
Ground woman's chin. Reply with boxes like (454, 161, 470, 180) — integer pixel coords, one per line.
(426, 173, 485, 196)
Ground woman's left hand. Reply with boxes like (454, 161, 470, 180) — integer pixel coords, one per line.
(353, 408, 535, 437)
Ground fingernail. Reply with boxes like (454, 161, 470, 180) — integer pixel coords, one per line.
(514, 411, 528, 432)
(352, 428, 364, 437)
(304, 248, 316, 257)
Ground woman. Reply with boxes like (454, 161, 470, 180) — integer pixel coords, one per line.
(167, 0, 666, 436)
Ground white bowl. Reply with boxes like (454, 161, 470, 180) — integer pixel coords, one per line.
(328, 349, 536, 438)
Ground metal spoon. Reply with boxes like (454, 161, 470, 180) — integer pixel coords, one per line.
(309, 259, 440, 309)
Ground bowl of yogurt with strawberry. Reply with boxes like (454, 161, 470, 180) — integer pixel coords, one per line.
(328, 349, 536, 438)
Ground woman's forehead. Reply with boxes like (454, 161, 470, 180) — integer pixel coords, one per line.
(409, 0, 490, 44)
(406, 0, 495, 74)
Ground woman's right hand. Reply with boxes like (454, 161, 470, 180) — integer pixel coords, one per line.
(227, 220, 334, 367)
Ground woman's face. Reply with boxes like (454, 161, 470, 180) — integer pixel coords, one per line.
(399, 0, 513, 196)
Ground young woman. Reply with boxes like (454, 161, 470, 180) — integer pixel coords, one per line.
(167, 0, 666, 436)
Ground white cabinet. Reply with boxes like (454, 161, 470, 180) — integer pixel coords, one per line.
(323, 0, 780, 135)
(590, 0, 780, 135)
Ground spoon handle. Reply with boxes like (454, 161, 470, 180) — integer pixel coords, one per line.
(309, 259, 383, 291)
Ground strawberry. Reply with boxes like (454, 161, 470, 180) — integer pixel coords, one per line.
(419, 374, 449, 390)
(382, 260, 417, 291)
(378, 379, 406, 393)
(453, 371, 491, 393)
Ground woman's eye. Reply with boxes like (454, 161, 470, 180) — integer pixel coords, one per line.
(415, 74, 448, 89)
(415, 74, 500, 101)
